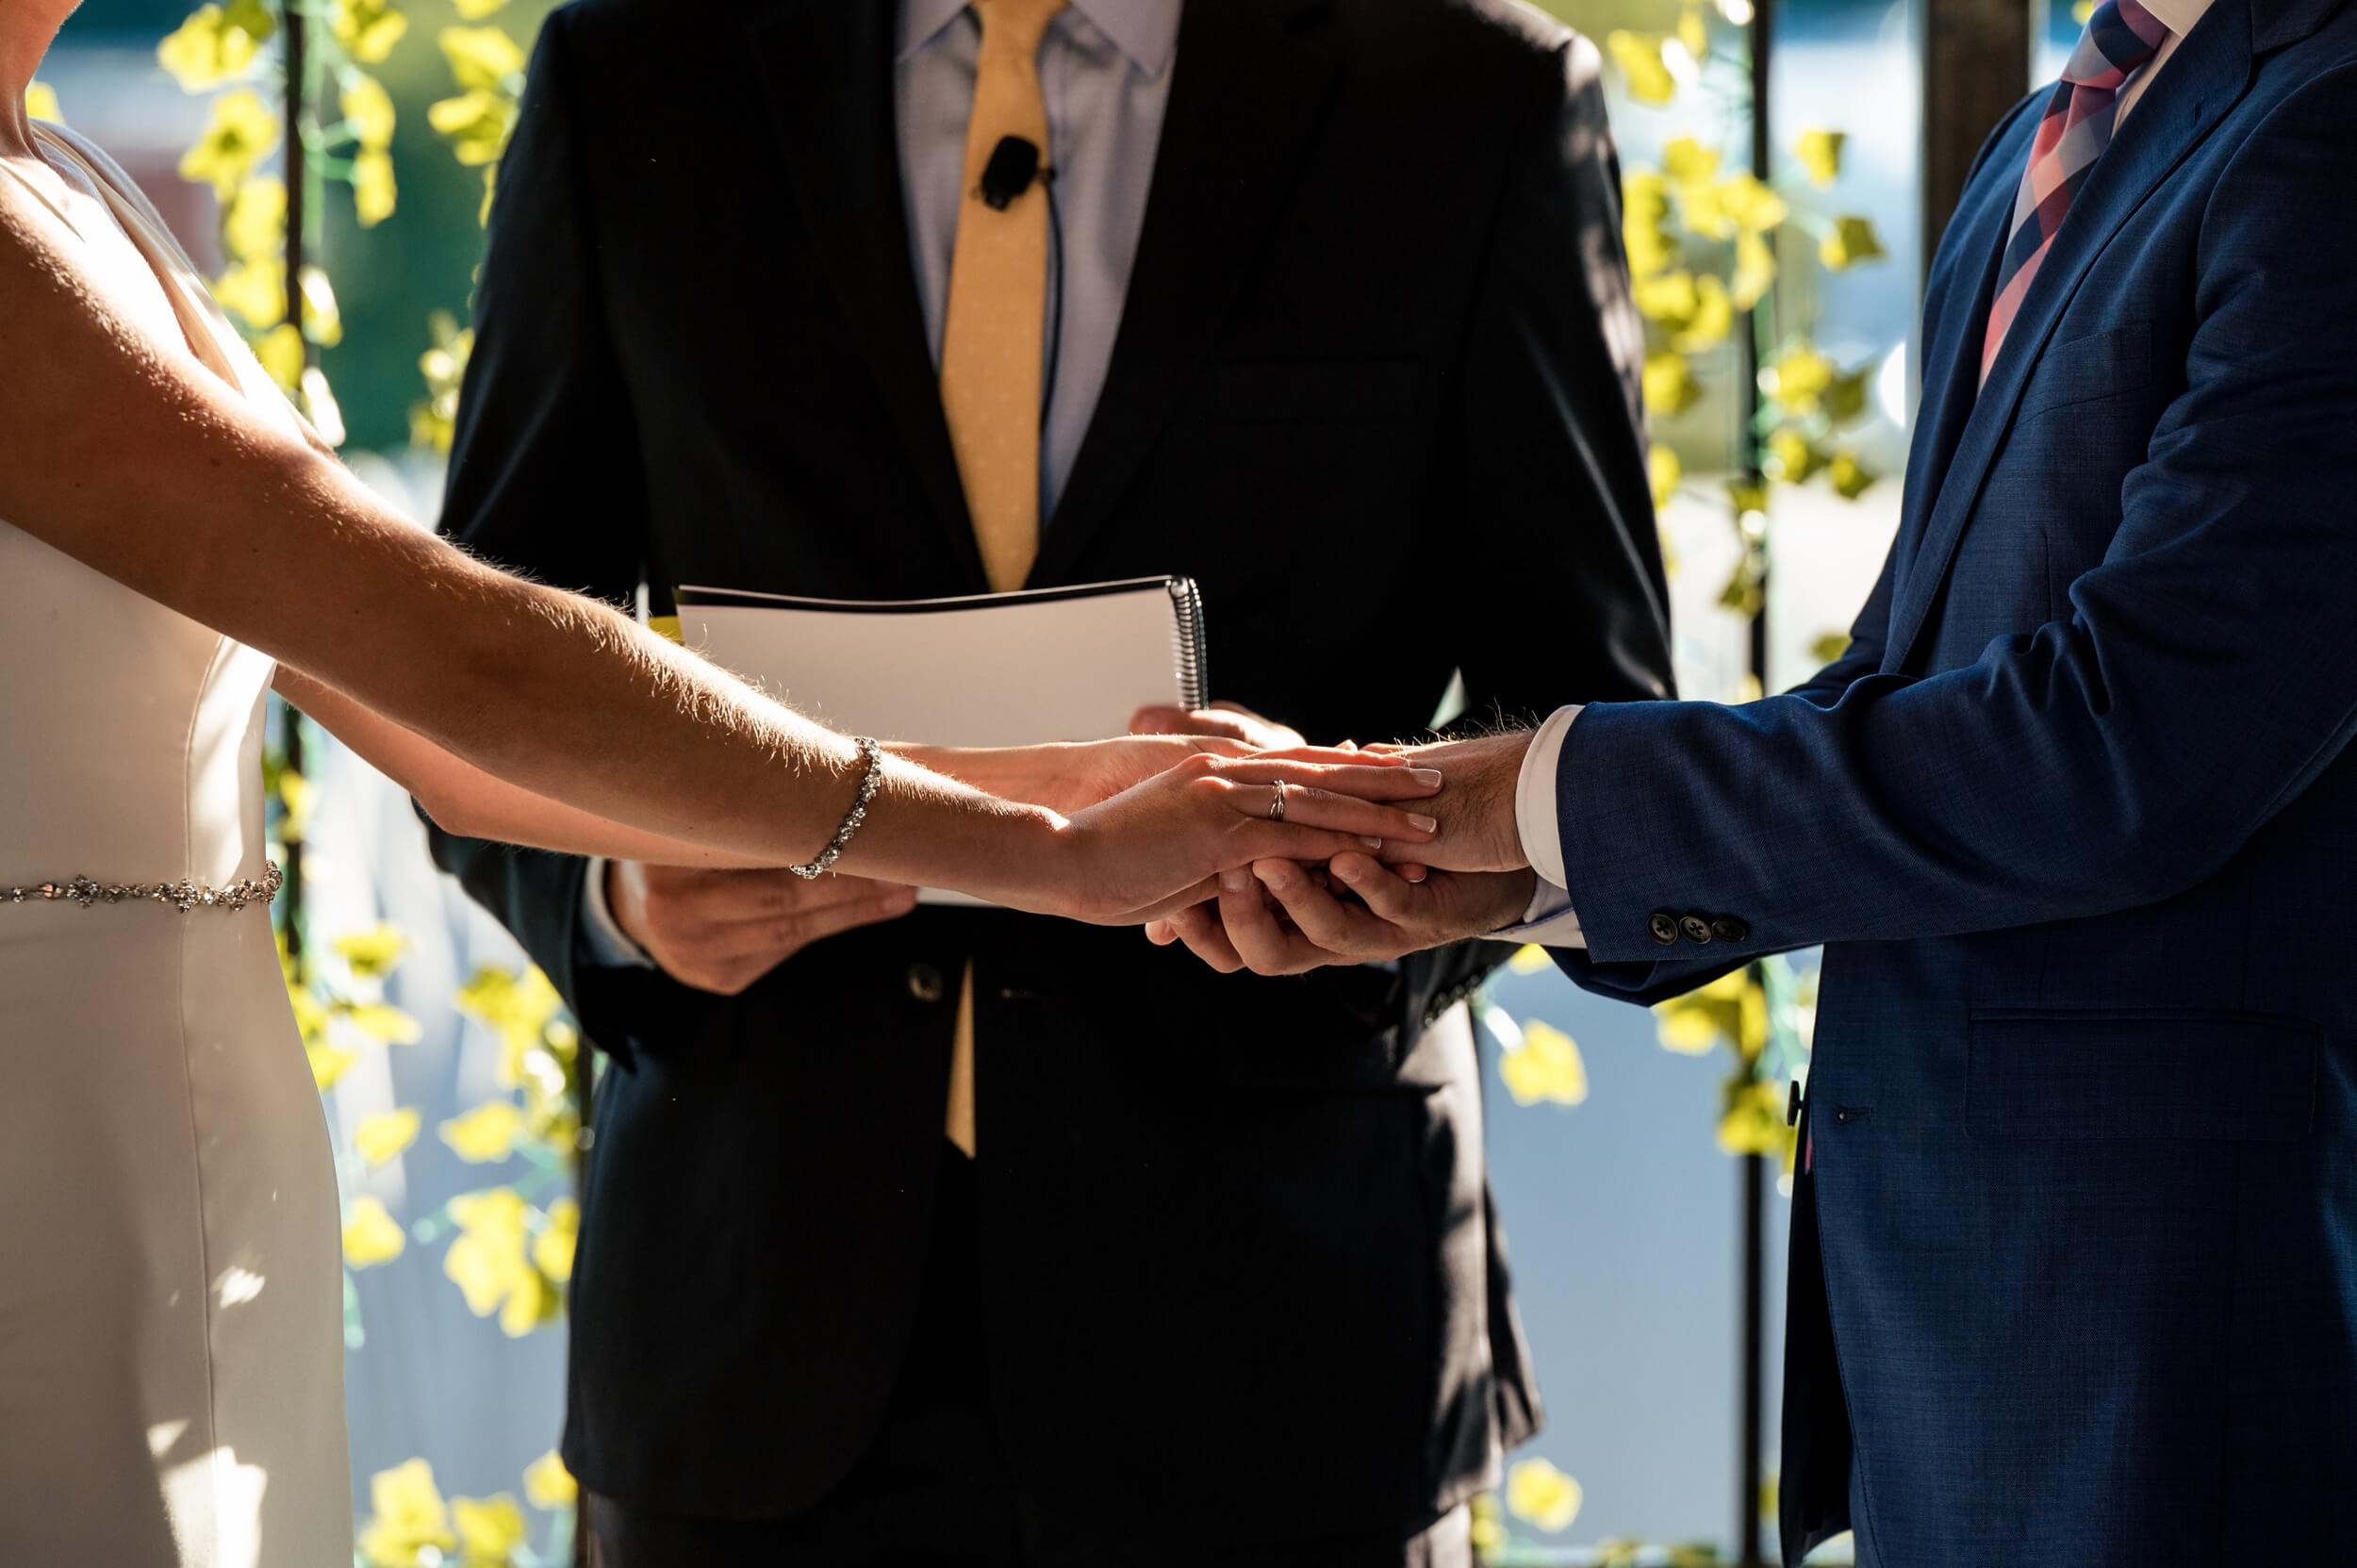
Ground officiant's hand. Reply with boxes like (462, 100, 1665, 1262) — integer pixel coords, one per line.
(608, 862, 917, 996)
(1130, 701, 1308, 751)
(1146, 856, 1535, 974)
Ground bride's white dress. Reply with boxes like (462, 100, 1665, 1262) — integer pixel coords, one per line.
(0, 126, 350, 1564)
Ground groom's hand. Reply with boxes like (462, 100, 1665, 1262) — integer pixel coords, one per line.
(1147, 856, 1536, 975)
(609, 862, 917, 997)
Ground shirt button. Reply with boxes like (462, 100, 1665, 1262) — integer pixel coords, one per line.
(1648, 912, 1681, 946)
(1711, 916, 1751, 945)
(906, 964, 946, 1003)
(1679, 915, 1714, 945)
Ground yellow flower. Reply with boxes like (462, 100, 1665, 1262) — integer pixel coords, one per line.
(299, 265, 343, 346)
(354, 1109, 422, 1168)
(1669, 273, 1734, 354)
(1820, 214, 1887, 271)
(1677, 4, 1710, 60)
(1469, 1493, 1507, 1556)
(479, 162, 498, 227)
(1731, 227, 1777, 311)
(439, 25, 526, 91)
(1646, 443, 1682, 513)
(212, 256, 285, 329)
(1828, 451, 1877, 500)
(1506, 1457, 1585, 1533)
(454, 0, 512, 14)
(25, 81, 61, 123)
(453, 1493, 526, 1563)
(532, 1197, 579, 1283)
(1606, 31, 1677, 105)
(334, 922, 408, 979)
(1810, 631, 1854, 666)
(444, 1188, 531, 1311)
(1795, 127, 1846, 189)
(342, 1196, 407, 1268)
(348, 1002, 425, 1045)
(1768, 429, 1822, 483)
(1507, 945, 1553, 977)
(428, 88, 518, 166)
(354, 148, 398, 227)
(1662, 136, 1721, 190)
(307, 1036, 359, 1091)
(342, 72, 397, 152)
(254, 321, 305, 390)
(457, 965, 566, 1084)
(1655, 967, 1769, 1060)
(1719, 1078, 1792, 1158)
(275, 766, 317, 842)
(223, 175, 284, 264)
(157, 5, 262, 91)
(178, 88, 279, 200)
(1633, 269, 1698, 327)
(1762, 341, 1837, 413)
(1716, 173, 1788, 234)
(358, 1459, 456, 1566)
(1499, 1020, 1588, 1107)
(1642, 351, 1697, 418)
(331, 0, 410, 65)
(522, 1449, 576, 1510)
(441, 1098, 524, 1164)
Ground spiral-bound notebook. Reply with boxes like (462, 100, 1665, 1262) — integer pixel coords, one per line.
(671, 578, 1207, 903)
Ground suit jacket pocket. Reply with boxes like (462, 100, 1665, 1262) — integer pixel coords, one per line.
(1201, 356, 1421, 423)
(1966, 1008, 2319, 1140)
(2015, 319, 2152, 421)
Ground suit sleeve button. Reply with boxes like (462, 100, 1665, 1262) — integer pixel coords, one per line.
(1648, 912, 1682, 946)
(907, 964, 945, 1003)
(1679, 915, 1714, 945)
(1711, 916, 1751, 944)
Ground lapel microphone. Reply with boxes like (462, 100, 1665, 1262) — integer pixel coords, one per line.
(978, 135, 1048, 210)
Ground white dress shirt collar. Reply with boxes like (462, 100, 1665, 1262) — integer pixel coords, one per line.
(899, 0, 1182, 78)
(2136, 0, 2217, 41)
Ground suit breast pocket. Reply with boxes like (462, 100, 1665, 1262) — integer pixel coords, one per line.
(1199, 356, 1422, 423)
(2015, 319, 2154, 422)
(1966, 1008, 2320, 1141)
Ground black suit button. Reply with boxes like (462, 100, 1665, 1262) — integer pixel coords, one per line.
(1680, 915, 1714, 945)
(1648, 912, 1681, 946)
(906, 964, 946, 1003)
(1711, 916, 1751, 945)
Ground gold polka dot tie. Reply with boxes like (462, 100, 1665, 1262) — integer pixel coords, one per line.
(939, 0, 1065, 1158)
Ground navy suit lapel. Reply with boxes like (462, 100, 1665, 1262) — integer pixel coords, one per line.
(1881, 0, 2257, 672)
(1886, 111, 2026, 624)
(743, 0, 986, 585)
(1029, 0, 1341, 583)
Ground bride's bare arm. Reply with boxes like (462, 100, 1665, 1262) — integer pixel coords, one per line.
(0, 187, 1434, 916)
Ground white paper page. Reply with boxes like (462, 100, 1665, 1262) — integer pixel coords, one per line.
(677, 582, 1196, 905)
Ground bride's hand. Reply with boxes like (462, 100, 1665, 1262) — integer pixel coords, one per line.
(1008, 754, 1445, 925)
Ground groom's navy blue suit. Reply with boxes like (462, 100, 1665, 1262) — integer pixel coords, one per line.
(1549, 0, 2357, 1560)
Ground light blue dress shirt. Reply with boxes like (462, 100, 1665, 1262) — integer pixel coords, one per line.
(581, 0, 1184, 966)
(897, 0, 1181, 521)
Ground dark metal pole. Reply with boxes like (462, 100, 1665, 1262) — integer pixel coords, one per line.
(278, 0, 308, 962)
(1739, 0, 1775, 1560)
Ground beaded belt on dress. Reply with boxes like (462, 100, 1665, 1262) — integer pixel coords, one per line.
(3, 862, 283, 914)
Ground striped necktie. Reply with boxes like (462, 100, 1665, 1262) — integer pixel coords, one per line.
(1980, 0, 2171, 383)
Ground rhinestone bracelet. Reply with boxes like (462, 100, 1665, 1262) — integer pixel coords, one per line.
(788, 737, 884, 881)
(4, 861, 284, 914)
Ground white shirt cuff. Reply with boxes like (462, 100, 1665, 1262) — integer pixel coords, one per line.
(579, 856, 655, 969)
(1514, 704, 1581, 887)
(1497, 876, 1588, 949)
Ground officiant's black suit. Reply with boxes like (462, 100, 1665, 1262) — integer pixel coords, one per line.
(427, 0, 1670, 1552)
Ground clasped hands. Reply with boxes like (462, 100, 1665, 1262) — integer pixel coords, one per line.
(1131, 705, 1540, 975)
